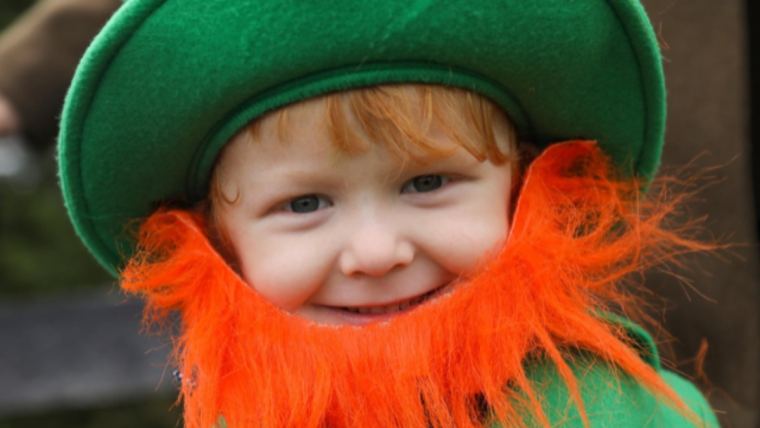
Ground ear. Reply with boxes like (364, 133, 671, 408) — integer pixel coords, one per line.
(508, 141, 544, 224)
(518, 141, 542, 171)
(196, 201, 241, 274)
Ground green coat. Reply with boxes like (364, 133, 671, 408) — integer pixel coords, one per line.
(506, 317, 719, 427)
(215, 319, 718, 427)
(512, 358, 718, 427)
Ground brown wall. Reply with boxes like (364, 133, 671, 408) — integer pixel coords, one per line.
(640, 1, 758, 427)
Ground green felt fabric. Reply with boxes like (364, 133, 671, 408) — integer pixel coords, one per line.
(502, 319, 718, 427)
(510, 356, 719, 427)
(58, 0, 666, 275)
(597, 311, 661, 370)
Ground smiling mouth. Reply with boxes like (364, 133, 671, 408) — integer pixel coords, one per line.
(332, 284, 448, 316)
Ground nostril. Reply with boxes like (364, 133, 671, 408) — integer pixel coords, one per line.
(397, 241, 415, 265)
(339, 240, 415, 278)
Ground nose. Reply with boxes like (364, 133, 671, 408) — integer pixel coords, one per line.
(338, 218, 415, 278)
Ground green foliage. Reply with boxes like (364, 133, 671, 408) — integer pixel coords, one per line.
(0, 395, 180, 428)
(0, 1, 33, 27)
(0, 151, 111, 297)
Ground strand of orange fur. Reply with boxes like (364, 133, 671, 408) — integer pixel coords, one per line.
(122, 141, 709, 427)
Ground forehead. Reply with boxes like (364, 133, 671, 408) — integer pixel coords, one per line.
(213, 85, 517, 186)
(219, 98, 472, 175)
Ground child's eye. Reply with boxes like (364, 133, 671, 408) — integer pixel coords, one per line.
(284, 194, 331, 213)
(401, 175, 450, 193)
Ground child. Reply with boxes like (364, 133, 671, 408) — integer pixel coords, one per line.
(58, 0, 719, 427)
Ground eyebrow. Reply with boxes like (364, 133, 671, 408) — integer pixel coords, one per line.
(247, 149, 484, 191)
(246, 166, 350, 194)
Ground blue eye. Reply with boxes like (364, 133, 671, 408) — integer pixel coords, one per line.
(402, 175, 449, 193)
(286, 195, 330, 213)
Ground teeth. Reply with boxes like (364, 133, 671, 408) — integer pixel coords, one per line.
(341, 290, 432, 315)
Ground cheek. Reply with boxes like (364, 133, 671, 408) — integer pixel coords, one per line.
(237, 242, 328, 311)
(224, 223, 333, 312)
(445, 216, 508, 273)
(424, 201, 510, 275)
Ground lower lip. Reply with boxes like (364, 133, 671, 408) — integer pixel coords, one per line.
(319, 285, 449, 326)
(327, 308, 401, 325)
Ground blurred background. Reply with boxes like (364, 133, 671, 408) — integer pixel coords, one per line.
(0, 0, 757, 427)
(0, 1, 178, 427)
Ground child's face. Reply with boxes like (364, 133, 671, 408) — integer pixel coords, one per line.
(213, 94, 515, 325)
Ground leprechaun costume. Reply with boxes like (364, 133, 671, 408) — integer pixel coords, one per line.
(58, 0, 719, 426)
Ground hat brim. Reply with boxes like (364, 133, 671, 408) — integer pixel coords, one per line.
(59, 0, 665, 275)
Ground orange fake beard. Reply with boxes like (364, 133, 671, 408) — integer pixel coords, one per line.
(122, 141, 699, 428)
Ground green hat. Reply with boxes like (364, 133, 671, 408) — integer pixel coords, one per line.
(58, 0, 666, 276)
